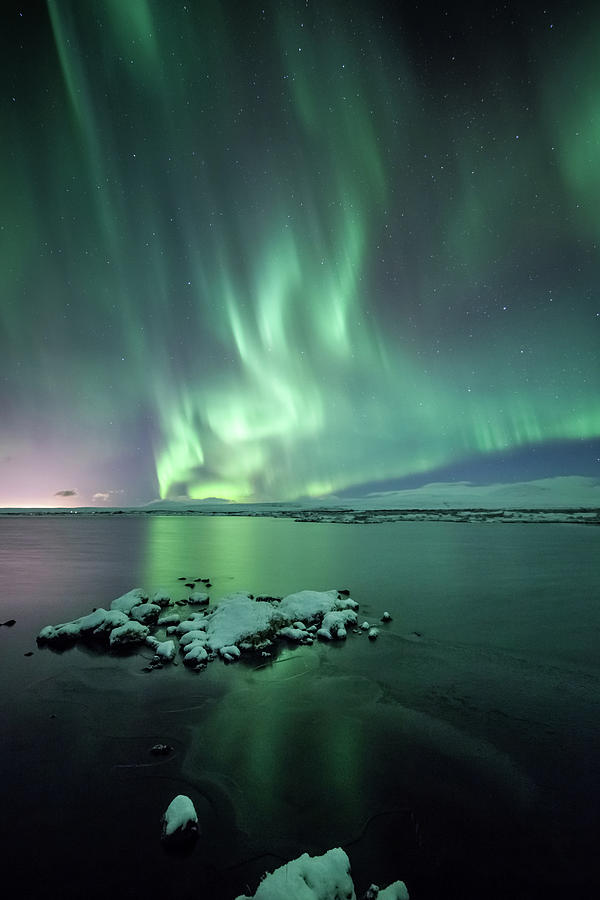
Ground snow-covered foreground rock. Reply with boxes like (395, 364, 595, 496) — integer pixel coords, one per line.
(161, 794, 198, 845)
(234, 848, 409, 900)
(36, 584, 384, 671)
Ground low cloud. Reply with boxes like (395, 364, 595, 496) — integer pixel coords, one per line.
(55, 489, 77, 497)
(92, 489, 125, 502)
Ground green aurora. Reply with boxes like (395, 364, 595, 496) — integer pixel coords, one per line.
(1, 0, 599, 504)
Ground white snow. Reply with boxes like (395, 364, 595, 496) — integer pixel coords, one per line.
(152, 589, 171, 607)
(235, 847, 355, 900)
(162, 794, 198, 838)
(109, 588, 148, 614)
(188, 591, 209, 605)
(220, 644, 241, 661)
(109, 620, 150, 646)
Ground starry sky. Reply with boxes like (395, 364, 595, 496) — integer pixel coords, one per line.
(1, 0, 599, 507)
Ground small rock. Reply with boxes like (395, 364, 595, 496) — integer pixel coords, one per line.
(337, 588, 350, 596)
(177, 577, 187, 581)
(150, 743, 173, 756)
(360, 621, 370, 630)
(184, 583, 195, 589)
(24, 651, 34, 657)
(363, 886, 380, 900)
(368, 627, 379, 641)
(381, 612, 392, 622)
(0, 619, 16, 627)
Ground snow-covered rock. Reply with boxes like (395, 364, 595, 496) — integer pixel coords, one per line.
(220, 644, 241, 661)
(161, 794, 198, 844)
(152, 589, 172, 607)
(110, 588, 148, 615)
(279, 589, 357, 623)
(157, 612, 180, 626)
(381, 612, 392, 622)
(188, 591, 209, 605)
(199, 592, 279, 651)
(109, 621, 149, 647)
(37, 608, 129, 644)
(146, 636, 176, 662)
(131, 602, 161, 624)
(317, 609, 358, 640)
(179, 629, 207, 647)
(377, 882, 409, 899)
(235, 848, 409, 900)
(175, 613, 208, 636)
(182, 641, 209, 666)
(278, 625, 309, 642)
(368, 627, 379, 641)
(235, 847, 355, 900)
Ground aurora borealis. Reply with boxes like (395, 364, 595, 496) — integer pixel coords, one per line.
(1, 0, 599, 506)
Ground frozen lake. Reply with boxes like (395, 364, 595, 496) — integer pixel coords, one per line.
(1, 515, 598, 898)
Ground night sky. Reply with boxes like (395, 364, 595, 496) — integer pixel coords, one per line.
(1, 0, 599, 506)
